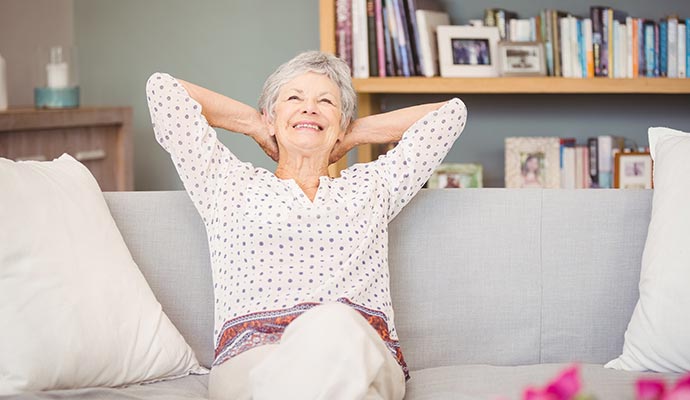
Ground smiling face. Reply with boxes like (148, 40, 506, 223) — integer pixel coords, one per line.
(267, 72, 345, 160)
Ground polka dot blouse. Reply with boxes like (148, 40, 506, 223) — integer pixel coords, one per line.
(146, 73, 467, 378)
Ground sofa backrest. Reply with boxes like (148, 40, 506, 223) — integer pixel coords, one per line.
(104, 189, 652, 371)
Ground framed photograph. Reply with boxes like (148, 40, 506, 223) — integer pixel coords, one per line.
(498, 41, 547, 76)
(614, 152, 653, 189)
(437, 25, 501, 77)
(505, 137, 561, 188)
(428, 163, 483, 188)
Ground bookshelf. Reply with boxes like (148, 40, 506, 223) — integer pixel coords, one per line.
(319, 0, 690, 176)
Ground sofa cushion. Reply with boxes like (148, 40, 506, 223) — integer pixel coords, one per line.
(0, 155, 206, 395)
(7, 375, 208, 400)
(404, 363, 680, 400)
(607, 127, 690, 373)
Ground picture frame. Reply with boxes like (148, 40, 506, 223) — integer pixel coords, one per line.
(427, 163, 483, 188)
(498, 41, 547, 76)
(437, 25, 501, 77)
(505, 137, 561, 188)
(613, 152, 653, 189)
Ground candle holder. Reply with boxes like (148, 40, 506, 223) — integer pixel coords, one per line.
(34, 46, 79, 109)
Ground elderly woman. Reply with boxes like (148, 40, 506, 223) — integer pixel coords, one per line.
(146, 51, 466, 400)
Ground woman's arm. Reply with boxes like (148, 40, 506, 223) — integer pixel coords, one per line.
(329, 101, 447, 163)
(177, 79, 279, 161)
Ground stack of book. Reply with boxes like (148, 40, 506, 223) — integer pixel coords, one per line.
(336, 0, 449, 77)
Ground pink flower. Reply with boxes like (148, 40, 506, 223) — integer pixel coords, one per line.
(636, 373, 690, 400)
(524, 365, 582, 400)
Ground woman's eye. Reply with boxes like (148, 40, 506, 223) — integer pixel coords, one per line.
(320, 98, 334, 105)
(288, 95, 300, 101)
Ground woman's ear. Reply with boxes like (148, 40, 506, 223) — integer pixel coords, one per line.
(261, 111, 276, 137)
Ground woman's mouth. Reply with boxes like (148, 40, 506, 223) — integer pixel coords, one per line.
(292, 122, 323, 131)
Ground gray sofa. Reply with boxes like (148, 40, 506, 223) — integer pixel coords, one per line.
(16, 189, 680, 399)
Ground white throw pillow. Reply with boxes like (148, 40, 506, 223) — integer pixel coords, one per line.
(0, 154, 206, 395)
(606, 127, 690, 373)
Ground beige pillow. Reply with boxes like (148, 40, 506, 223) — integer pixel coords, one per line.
(0, 154, 206, 395)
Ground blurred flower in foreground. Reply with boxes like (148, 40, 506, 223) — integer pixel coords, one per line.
(636, 374, 690, 400)
(522, 365, 595, 400)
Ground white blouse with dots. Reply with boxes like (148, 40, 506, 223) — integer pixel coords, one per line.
(146, 73, 466, 379)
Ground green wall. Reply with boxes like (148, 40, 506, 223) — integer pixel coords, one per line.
(75, 0, 690, 189)
(74, 0, 319, 190)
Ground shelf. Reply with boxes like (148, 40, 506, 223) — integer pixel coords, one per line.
(353, 77, 690, 94)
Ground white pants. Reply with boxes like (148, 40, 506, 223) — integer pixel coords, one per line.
(208, 303, 406, 400)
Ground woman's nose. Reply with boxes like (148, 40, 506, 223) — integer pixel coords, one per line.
(301, 98, 318, 114)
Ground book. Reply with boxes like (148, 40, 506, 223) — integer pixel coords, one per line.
(366, 0, 379, 76)
(550, 9, 571, 77)
(560, 138, 576, 189)
(375, 0, 386, 76)
(679, 21, 687, 78)
(352, 0, 370, 78)
(381, 0, 395, 76)
(391, 0, 412, 76)
(587, 137, 599, 188)
(384, 0, 403, 76)
(404, 0, 442, 76)
(668, 17, 678, 78)
(644, 21, 657, 77)
(597, 135, 626, 188)
(416, 9, 450, 77)
(336, 0, 353, 72)
(560, 17, 572, 77)
(585, 18, 594, 77)
(659, 19, 668, 77)
(485, 8, 518, 40)
(590, 6, 606, 76)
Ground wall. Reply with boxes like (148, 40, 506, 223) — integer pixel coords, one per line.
(69, 1, 690, 189)
(74, 0, 319, 190)
(0, 0, 74, 106)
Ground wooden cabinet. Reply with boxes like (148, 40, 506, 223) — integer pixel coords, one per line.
(0, 107, 133, 191)
(318, 0, 690, 175)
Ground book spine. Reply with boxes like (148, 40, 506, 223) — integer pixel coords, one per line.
(668, 18, 678, 78)
(600, 8, 610, 77)
(659, 19, 668, 77)
(577, 18, 586, 77)
(687, 19, 690, 77)
(405, 0, 423, 76)
(545, 10, 554, 76)
(385, 0, 403, 76)
(366, 0, 379, 77)
(632, 17, 639, 78)
(552, 11, 563, 77)
(607, 8, 614, 78)
(591, 7, 603, 76)
(598, 135, 613, 189)
(352, 0, 370, 78)
(336, 0, 353, 73)
(644, 22, 656, 77)
(678, 21, 686, 78)
(588, 137, 599, 188)
(655, 22, 660, 76)
(585, 18, 594, 77)
(382, 0, 395, 76)
(391, 0, 411, 76)
(639, 19, 646, 76)
(619, 22, 627, 78)
(627, 17, 634, 78)
(375, 0, 386, 76)
(560, 17, 571, 77)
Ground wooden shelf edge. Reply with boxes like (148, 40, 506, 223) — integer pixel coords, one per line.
(353, 77, 690, 94)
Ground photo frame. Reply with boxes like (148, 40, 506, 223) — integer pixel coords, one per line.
(613, 152, 653, 189)
(427, 163, 483, 188)
(498, 41, 547, 76)
(505, 137, 561, 188)
(437, 25, 500, 77)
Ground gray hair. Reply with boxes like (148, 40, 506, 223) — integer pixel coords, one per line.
(258, 51, 356, 131)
